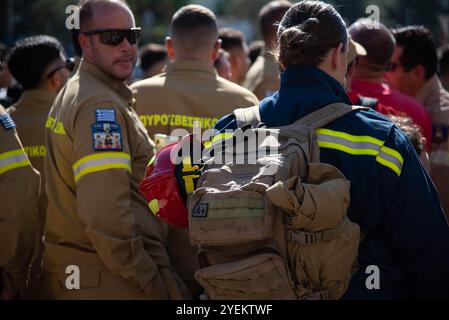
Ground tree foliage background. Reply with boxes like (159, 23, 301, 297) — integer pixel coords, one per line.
(1, 0, 448, 53)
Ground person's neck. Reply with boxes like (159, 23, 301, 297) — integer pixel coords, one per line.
(173, 55, 213, 67)
(352, 74, 385, 84)
(352, 67, 384, 83)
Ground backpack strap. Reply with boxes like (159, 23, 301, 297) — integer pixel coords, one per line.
(233, 106, 261, 129)
(295, 103, 368, 130)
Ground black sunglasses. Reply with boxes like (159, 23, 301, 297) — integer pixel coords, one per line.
(82, 28, 142, 46)
(46, 58, 75, 79)
(386, 62, 402, 72)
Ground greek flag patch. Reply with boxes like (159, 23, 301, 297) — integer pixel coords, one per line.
(0, 114, 16, 130)
(96, 109, 116, 123)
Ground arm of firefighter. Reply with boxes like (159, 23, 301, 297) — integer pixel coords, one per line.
(0, 129, 40, 295)
(381, 126, 449, 298)
(73, 102, 158, 290)
(266, 163, 350, 232)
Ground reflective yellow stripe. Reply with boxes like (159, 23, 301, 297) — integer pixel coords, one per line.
(204, 132, 234, 149)
(0, 149, 30, 175)
(376, 156, 401, 176)
(318, 141, 379, 156)
(73, 152, 131, 182)
(380, 146, 404, 165)
(316, 128, 384, 146)
(317, 129, 403, 176)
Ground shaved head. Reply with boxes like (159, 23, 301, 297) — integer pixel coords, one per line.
(169, 5, 218, 54)
(348, 19, 395, 72)
(79, 0, 133, 32)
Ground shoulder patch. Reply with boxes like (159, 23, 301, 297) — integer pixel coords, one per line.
(0, 114, 16, 130)
(96, 108, 116, 123)
(92, 122, 123, 151)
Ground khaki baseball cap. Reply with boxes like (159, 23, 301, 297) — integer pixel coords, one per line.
(348, 37, 367, 64)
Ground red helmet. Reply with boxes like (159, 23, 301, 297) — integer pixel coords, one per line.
(139, 134, 202, 228)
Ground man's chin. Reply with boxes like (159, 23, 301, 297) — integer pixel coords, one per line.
(111, 67, 134, 82)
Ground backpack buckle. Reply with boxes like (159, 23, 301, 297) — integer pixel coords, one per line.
(290, 230, 318, 245)
(304, 290, 330, 300)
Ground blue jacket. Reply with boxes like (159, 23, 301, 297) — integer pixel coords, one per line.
(215, 65, 449, 299)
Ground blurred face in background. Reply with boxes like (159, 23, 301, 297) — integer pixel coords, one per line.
(385, 46, 418, 97)
(215, 50, 232, 81)
(228, 45, 251, 85)
(80, 3, 138, 82)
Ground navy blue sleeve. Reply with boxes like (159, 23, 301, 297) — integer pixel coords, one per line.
(381, 126, 449, 298)
(214, 113, 238, 133)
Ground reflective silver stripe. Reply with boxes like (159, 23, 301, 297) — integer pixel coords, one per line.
(0, 149, 30, 175)
(73, 152, 131, 182)
(318, 134, 382, 153)
(317, 130, 404, 176)
(377, 149, 403, 175)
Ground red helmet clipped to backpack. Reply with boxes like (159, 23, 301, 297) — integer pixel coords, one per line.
(139, 134, 203, 229)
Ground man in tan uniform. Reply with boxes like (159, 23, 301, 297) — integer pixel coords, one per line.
(385, 26, 449, 215)
(131, 5, 258, 296)
(131, 5, 258, 144)
(243, 1, 292, 100)
(7, 36, 72, 297)
(0, 104, 40, 300)
(43, 0, 189, 300)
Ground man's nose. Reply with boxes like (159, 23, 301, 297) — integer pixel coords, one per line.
(119, 37, 133, 51)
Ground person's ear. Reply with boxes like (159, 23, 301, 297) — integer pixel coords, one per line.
(165, 37, 175, 60)
(211, 39, 222, 62)
(79, 34, 92, 60)
(411, 65, 426, 82)
(331, 43, 345, 71)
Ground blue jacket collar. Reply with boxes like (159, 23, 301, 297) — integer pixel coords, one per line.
(260, 65, 352, 127)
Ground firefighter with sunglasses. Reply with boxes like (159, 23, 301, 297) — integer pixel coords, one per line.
(43, 0, 190, 300)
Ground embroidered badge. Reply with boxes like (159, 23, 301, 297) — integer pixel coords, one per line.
(192, 203, 209, 218)
(92, 122, 123, 151)
(0, 114, 16, 130)
(96, 109, 116, 123)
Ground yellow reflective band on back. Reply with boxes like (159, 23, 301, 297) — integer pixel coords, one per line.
(316, 128, 384, 146)
(318, 141, 379, 156)
(317, 129, 404, 176)
(376, 156, 401, 176)
(73, 152, 132, 182)
(0, 149, 30, 175)
(380, 146, 404, 165)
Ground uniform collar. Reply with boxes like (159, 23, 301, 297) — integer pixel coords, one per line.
(18, 89, 57, 109)
(165, 60, 217, 77)
(416, 74, 441, 106)
(259, 65, 351, 127)
(79, 59, 133, 102)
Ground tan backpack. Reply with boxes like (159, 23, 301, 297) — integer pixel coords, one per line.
(188, 103, 363, 300)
